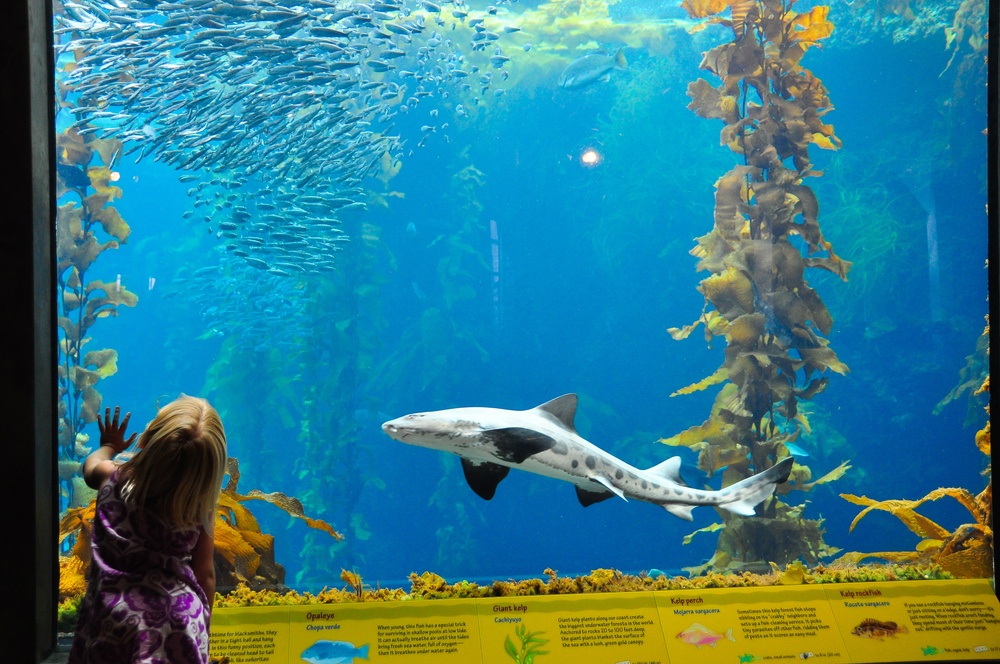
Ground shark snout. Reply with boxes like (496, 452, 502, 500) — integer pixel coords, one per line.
(382, 417, 413, 441)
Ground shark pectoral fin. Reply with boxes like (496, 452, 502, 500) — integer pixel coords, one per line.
(482, 427, 556, 464)
(591, 475, 627, 501)
(575, 485, 616, 507)
(663, 503, 696, 521)
(645, 456, 686, 485)
(461, 458, 510, 500)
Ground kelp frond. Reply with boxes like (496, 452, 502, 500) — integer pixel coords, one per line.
(215, 457, 343, 590)
(58, 457, 344, 600)
(838, 351, 992, 579)
(841, 487, 987, 536)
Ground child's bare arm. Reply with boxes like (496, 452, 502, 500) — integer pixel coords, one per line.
(192, 519, 216, 611)
(82, 406, 137, 489)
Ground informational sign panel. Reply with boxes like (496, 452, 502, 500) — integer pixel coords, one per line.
(210, 579, 1000, 663)
(657, 584, 849, 662)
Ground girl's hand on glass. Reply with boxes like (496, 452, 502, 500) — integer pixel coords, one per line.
(98, 406, 137, 453)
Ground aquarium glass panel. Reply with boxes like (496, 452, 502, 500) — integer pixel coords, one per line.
(53, 0, 991, 604)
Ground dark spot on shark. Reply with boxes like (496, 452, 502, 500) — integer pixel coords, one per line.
(585, 456, 597, 470)
(641, 480, 648, 489)
(571, 460, 579, 468)
(482, 427, 556, 463)
(615, 469, 623, 480)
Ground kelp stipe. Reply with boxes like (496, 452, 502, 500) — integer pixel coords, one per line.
(54, 127, 137, 514)
(665, 0, 852, 572)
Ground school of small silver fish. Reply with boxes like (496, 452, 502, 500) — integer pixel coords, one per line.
(54, 0, 530, 277)
(52, 0, 644, 346)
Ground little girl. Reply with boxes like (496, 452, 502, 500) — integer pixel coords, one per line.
(69, 396, 228, 664)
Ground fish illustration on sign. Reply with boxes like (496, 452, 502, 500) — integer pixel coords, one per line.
(301, 640, 370, 664)
(381, 394, 793, 520)
(851, 619, 908, 640)
(558, 49, 628, 89)
(676, 623, 736, 648)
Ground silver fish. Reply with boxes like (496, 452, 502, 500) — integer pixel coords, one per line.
(559, 48, 628, 89)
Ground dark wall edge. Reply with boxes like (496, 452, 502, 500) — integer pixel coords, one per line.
(4, 0, 58, 661)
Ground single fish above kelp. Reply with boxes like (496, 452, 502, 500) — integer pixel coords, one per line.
(301, 640, 370, 664)
(558, 48, 628, 89)
(381, 394, 793, 520)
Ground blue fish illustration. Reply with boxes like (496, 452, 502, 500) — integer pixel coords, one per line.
(301, 640, 370, 664)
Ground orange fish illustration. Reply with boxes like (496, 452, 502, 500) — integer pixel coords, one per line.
(677, 623, 736, 648)
(851, 619, 908, 640)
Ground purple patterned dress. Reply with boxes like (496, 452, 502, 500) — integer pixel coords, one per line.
(69, 469, 211, 664)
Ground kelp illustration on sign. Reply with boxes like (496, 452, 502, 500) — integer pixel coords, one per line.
(664, 0, 852, 571)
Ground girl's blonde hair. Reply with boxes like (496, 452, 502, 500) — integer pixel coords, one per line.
(120, 395, 227, 527)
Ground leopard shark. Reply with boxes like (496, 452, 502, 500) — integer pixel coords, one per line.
(381, 394, 793, 520)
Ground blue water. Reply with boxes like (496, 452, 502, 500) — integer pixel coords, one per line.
(59, 4, 989, 592)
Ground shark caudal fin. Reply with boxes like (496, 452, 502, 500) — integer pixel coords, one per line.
(613, 47, 627, 71)
(718, 456, 794, 516)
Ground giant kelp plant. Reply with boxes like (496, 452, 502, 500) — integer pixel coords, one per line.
(55, 128, 137, 514)
(664, 0, 852, 571)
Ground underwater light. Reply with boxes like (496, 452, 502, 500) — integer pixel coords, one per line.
(580, 147, 602, 167)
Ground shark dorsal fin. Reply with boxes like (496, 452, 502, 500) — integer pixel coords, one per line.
(533, 394, 578, 432)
